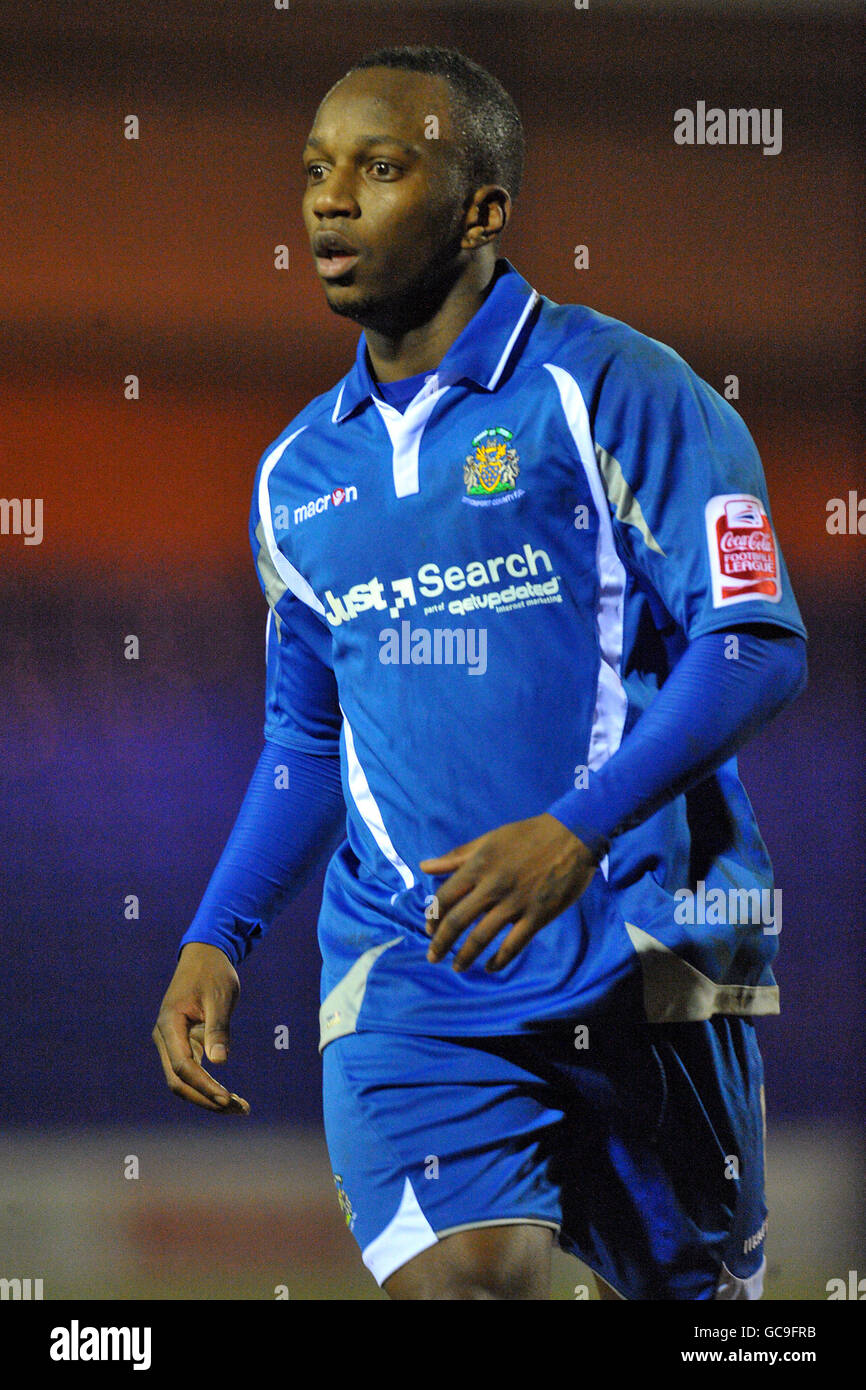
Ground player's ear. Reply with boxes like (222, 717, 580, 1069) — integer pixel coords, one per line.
(462, 185, 511, 249)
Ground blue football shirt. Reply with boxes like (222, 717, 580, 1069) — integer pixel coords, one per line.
(241, 258, 805, 1042)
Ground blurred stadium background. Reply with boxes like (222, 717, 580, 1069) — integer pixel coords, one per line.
(1, 0, 863, 1299)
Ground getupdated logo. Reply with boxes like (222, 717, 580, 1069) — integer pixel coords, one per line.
(705, 493, 781, 607)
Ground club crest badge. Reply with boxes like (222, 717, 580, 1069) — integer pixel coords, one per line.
(462, 427, 524, 507)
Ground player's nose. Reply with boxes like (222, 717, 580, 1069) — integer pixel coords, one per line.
(310, 168, 361, 218)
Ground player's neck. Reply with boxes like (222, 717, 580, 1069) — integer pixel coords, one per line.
(364, 255, 497, 383)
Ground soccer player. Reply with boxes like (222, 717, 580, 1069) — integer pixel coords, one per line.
(152, 46, 807, 1301)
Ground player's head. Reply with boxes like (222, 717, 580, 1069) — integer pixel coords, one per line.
(302, 45, 524, 332)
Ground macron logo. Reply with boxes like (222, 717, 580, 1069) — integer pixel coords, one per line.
(290, 484, 358, 526)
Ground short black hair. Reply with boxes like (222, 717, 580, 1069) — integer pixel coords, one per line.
(346, 45, 524, 202)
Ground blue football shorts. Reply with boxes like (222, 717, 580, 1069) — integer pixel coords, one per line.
(321, 1005, 769, 1299)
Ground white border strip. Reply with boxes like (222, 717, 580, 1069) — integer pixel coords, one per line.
(257, 426, 325, 614)
(486, 291, 540, 391)
(716, 1257, 766, 1301)
(544, 363, 629, 855)
(340, 703, 415, 890)
(362, 1176, 438, 1286)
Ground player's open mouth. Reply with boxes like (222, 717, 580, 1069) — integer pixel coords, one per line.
(313, 232, 361, 280)
(315, 252, 360, 280)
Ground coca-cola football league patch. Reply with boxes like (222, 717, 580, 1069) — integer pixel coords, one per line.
(705, 494, 781, 607)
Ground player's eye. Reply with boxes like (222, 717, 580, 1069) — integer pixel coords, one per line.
(305, 163, 327, 182)
(369, 160, 401, 179)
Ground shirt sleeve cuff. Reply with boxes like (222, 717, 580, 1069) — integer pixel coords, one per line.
(544, 788, 612, 862)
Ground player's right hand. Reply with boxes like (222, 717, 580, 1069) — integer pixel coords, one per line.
(152, 942, 251, 1115)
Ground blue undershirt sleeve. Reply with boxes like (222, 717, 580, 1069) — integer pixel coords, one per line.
(178, 739, 346, 967)
(545, 627, 807, 860)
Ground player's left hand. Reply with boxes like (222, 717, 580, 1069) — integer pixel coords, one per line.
(419, 814, 597, 973)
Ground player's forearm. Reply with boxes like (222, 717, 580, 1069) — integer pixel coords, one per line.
(178, 739, 345, 966)
(546, 627, 807, 858)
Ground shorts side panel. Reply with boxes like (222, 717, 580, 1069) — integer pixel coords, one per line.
(555, 1014, 768, 1300)
(321, 1030, 565, 1285)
